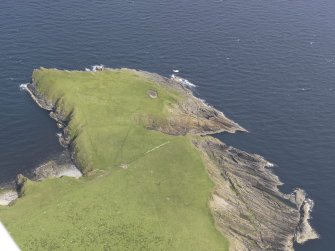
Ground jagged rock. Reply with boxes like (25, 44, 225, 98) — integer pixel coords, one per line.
(26, 82, 53, 111)
(130, 70, 318, 250)
(136, 70, 246, 135)
(193, 137, 318, 251)
(0, 190, 18, 206)
(33, 152, 82, 180)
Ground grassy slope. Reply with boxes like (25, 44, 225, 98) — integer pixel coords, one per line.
(0, 69, 228, 250)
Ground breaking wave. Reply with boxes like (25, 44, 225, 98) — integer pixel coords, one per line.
(266, 161, 274, 167)
(170, 74, 197, 88)
(19, 83, 29, 91)
(85, 65, 104, 72)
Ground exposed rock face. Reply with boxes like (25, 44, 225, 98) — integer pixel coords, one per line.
(144, 95, 245, 136)
(25, 82, 82, 180)
(33, 152, 82, 180)
(26, 78, 82, 174)
(26, 83, 53, 111)
(136, 70, 246, 135)
(0, 190, 18, 206)
(3, 152, 81, 207)
(15, 174, 27, 198)
(193, 137, 318, 251)
(130, 69, 318, 250)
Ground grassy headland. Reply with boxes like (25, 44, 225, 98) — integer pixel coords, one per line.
(0, 68, 230, 250)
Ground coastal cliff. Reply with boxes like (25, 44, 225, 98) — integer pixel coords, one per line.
(1, 67, 317, 250)
(135, 70, 319, 250)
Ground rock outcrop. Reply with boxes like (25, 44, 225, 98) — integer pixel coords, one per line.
(26, 78, 82, 174)
(0, 190, 18, 206)
(15, 174, 27, 198)
(135, 69, 319, 250)
(136, 70, 246, 135)
(193, 137, 318, 251)
(33, 152, 82, 180)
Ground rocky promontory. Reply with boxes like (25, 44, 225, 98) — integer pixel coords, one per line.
(9, 67, 318, 250)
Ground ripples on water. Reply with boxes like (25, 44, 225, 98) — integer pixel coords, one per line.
(0, 0, 335, 250)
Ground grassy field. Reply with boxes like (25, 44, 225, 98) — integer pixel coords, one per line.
(0, 68, 229, 250)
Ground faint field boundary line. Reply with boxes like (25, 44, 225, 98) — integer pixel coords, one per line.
(145, 141, 170, 154)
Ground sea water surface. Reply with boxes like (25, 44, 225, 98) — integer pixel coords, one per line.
(1, 0, 334, 250)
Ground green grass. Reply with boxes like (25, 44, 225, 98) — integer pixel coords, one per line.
(0, 68, 228, 250)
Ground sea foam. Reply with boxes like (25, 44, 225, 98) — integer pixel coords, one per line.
(171, 74, 197, 88)
(266, 161, 274, 167)
(19, 83, 29, 91)
(85, 65, 104, 72)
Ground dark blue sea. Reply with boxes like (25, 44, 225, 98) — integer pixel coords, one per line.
(1, 0, 334, 250)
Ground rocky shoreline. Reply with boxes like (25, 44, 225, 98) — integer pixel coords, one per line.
(0, 190, 18, 206)
(0, 80, 83, 206)
(134, 69, 319, 250)
(0, 154, 82, 206)
(194, 137, 318, 250)
(16, 67, 318, 250)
